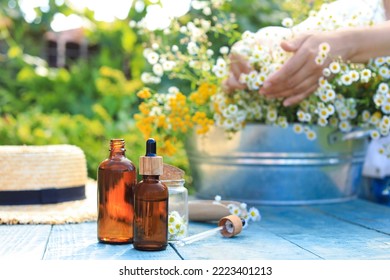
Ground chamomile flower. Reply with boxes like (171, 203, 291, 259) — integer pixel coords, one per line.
(297, 110, 305, 122)
(266, 109, 278, 122)
(146, 51, 159, 65)
(349, 70, 359, 82)
(212, 61, 228, 78)
(315, 56, 325, 65)
(227, 204, 241, 216)
(293, 124, 304, 134)
(171, 45, 179, 52)
(318, 117, 328, 127)
(225, 104, 238, 117)
(141, 72, 153, 83)
(152, 63, 164, 77)
(305, 129, 317, 140)
(322, 68, 331, 77)
(341, 73, 353, 86)
(318, 42, 331, 53)
(374, 57, 386, 67)
(326, 89, 336, 101)
(374, 94, 385, 107)
(278, 117, 288, 128)
(338, 108, 350, 121)
(304, 113, 312, 122)
(370, 112, 382, 125)
(206, 49, 214, 57)
(240, 203, 247, 210)
(282, 17, 294, 28)
(162, 60, 176, 71)
(377, 83, 389, 94)
(327, 104, 335, 115)
(360, 69, 372, 82)
(248, 207, 261, 222)
(318, 108, 330, 118)
(168, 211, 182, 228)
(329, 61, 341, 74)
(379, 66, 390, 79)
(381, 102, 390, 114)
(370, 130, 380, 140)
(202, 6, 211, 16)
(362, 110, 371, 122)
(381, 116, 390, 127)
(339, 120, 352, 132)
(187, 41, 199, 55)
(222, 118, 235, 129)
(219, 46, 229, 54)
(318, 77, 328, 88)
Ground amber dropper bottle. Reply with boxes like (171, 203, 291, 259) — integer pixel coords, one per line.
(97, 139, 137, 244)
(133, 138, 168, 251)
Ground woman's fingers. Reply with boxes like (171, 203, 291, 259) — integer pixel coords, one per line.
(222, 53, 252, 94)
(262, 74, 319, 99)
(231, 53, 251, 78)
(282, 84, 319, 107)
(280, 33, 311, 52)
(260, 49, 312, 95)
(262, 66, 322, 99)
(261, 34, 325, 99)
(222, 72, 246, 93)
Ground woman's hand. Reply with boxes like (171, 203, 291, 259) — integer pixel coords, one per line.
(222, 53, 252, 94)
(260, 32, 349, 106)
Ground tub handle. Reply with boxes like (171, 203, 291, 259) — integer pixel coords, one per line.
(328, 129, 372, 144)
(341, 130, 372, 141)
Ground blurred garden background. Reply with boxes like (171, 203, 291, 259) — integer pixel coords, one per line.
(0, 0, 321, 191)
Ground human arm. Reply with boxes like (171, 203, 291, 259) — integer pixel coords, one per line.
(260, 20, 390, 106)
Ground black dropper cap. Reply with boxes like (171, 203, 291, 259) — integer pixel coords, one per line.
(139, 138, 163, 175)
(145, 138, 157, 156)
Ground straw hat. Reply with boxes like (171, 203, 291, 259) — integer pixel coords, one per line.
(0, 145, 97, 224)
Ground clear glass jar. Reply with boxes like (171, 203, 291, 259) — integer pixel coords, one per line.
(162, 179, 188, 241)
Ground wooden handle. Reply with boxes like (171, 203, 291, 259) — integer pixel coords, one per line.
(188, 200, 246, 221)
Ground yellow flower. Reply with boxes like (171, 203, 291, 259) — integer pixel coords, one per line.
(192, 112, 214, 135)
(160, 139, 177, 156)
(138, 102, 151, 115)
(189, 83, 217, 105)
(167, 92, 192, 133)
(137, 88, 152, 99)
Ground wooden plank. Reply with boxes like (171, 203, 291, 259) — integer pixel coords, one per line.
(0, 225, 51, 260)
(172, 221, 320, 260)
(310, 199, 390, 234)
(259, 203, 390, 259)
(43, 222, 181, 260)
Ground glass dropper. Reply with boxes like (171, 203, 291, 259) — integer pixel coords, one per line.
(172, 216, 245, 247)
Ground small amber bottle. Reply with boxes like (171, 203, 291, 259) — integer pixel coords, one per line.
(133, 138, 168, 251)
(97, 139, 136, 244)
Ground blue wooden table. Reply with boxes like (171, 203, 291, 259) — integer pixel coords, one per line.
(0, 199, 389, 260)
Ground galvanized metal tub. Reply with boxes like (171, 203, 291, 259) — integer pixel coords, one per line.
(186, 124, 369, 205)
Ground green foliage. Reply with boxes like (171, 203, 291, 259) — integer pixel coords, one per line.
(0, 0, 288, 190)
(0, 111, 107, 178)
(229, 0, 288, 32)
(281, 0, 334, 23)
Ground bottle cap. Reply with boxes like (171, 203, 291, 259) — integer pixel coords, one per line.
(218, 215, 243, 238)
(139, 138, 163, 175)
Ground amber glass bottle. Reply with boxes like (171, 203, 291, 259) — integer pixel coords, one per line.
(97, 139, 136, 244)
(133, 139, 168, 251)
